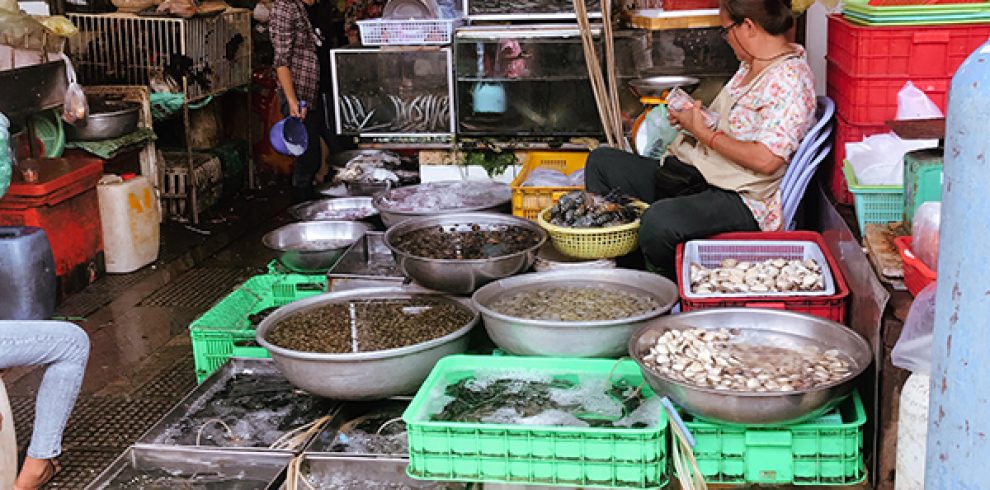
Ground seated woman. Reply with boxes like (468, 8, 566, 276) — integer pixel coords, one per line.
(585, 0, 815, 280)
(0, 321, 89, 490)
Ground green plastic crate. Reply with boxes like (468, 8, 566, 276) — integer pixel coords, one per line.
(190, 272, 326, 382)
(903, 149, 943, 227)
(843, 161, 904, 232)
(403, 355, 669, 489)
(685, 392, 866, 486)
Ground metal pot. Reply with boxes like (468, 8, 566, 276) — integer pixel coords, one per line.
(384, 212, 546, 295)
(472, 268, 678, 357)
(372, 181, 512, 228)
(629, 308, 872, 425)
(255, 288, 479, 400)
(263, 221, 370, 273)
(69, 100, 140, 141)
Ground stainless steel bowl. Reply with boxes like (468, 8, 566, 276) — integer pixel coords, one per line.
(629, 309, 872, 425)
(373, 181, 512, 228)
(255, 288, 479, 400)
(69, 100, 140, 141)
(472, 269, 678, 357)
(289, 197, 379, 221)
(384, 212, 547, 295)
(263, 221, 370, 273)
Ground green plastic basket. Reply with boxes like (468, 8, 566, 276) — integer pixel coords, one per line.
(189, 272, 327, 382)
(903, 149, 943, 227)
(842, 161, 904, 232)
(403, 355, 669, 489)
(684, 392, 866, 486)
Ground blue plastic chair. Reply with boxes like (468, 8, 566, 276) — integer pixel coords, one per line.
(781, 96, 836, 231)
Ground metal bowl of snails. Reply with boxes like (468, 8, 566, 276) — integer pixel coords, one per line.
(629, 309, 872, 425)
(256, 287, 479, 400)
(472, 269, 678, 358)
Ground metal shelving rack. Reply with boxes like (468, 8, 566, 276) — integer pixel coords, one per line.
(66, 10, 253, 223)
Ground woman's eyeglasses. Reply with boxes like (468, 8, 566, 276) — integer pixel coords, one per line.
(719, 21, 741, 40)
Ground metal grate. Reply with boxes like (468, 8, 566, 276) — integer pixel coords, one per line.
(54, 292, 110, 319)
(61, 397, 174, 450)
(65, 11, 252, 101)
(140, 267, 252, 310)
(46, 449, 124, 489)
(133, 355, 197, 400)
(10, 395, 36, 452)
(85, 267, 158, 297)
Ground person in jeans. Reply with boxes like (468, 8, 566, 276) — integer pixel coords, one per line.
(0, 321, 89, 489)
(585, 0, 815, 280)
(270, 0, 325, 201)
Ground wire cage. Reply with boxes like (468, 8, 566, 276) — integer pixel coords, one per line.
(66, 10, 251, 101)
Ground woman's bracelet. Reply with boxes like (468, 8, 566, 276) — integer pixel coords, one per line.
(708, 130, 724, 149)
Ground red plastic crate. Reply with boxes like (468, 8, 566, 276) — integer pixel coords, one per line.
(827, 14, 990, 80)
(662, 0, 719, 9)
(675, 231, 850, 323)
(827, 61, 950, 126)
(828, 116, 889, 205)
(894, 236, 936, 296)
(0, 156, 105, 298)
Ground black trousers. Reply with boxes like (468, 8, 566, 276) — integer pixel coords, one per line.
(280, 93, 353, 200)
(585, 147, 759, 280)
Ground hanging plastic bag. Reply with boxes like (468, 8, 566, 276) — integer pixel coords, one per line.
(638, 104, 679, 159)
(891, 283, 937, 375)
(0, 112, 10, 200)
(896, 81, 944, 121)
(61, 53, 88, 124)
(912, 202, 941, 272)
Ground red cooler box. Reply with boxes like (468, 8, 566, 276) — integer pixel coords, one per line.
(0, 157, 105, 299)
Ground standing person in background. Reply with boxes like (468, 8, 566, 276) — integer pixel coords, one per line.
(306, 0, 355, 180)
(270, 0, 324, 201)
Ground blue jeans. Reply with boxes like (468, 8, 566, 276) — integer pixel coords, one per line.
(0, 321, 89, 459)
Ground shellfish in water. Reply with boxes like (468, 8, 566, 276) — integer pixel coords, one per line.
(640, 327, 854, 393)
(689, 258, 826, 294)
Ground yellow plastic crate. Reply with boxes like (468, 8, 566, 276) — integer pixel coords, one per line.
(511, 151, 589, 220)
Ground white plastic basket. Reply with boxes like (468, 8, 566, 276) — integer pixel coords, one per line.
(681, 239, 836, 299)
(358, 19, 454, 46)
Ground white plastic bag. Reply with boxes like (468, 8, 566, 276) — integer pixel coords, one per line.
(846, 133, 938, 186)
(896, 82, 944, 121)
(891, 283, 937, 375)
(912, 202, 941, 272)
(61, 53, 87, 124)
(638, 104, 679, 159)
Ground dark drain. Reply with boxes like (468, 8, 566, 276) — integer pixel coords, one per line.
(140, 268, 253, 310)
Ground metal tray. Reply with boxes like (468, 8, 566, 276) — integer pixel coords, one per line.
(304, 398, 412, 458)
(327, 232, 407, 292)
(84, 446, 291, 490)
(136, 358, 340, 453)
(285, 455, 469, 489)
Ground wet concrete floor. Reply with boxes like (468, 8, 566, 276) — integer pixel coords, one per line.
(3, 177, 299, 487)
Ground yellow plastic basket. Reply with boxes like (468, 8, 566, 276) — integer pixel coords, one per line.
(511, 151, 589, 220)
(536, 202, 648, 259)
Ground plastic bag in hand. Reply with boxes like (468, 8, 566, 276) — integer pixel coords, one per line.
(912, 202, 941, 272)
(896, 81, 944, 121)
(638, 104, 678, 159)
(891, 283, 937, 375)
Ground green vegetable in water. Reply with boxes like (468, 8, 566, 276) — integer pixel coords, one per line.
(489, 286, 660, 321)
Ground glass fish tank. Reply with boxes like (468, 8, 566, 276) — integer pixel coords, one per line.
(331, 47, 455, 138)
(455, 25, 650, 139)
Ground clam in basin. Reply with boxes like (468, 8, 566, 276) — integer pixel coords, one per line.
(255, 288, 479, 400)
(472, 268, 678, 358)
(629, 308, 872, 425)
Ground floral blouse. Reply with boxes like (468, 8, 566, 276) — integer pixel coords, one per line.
(725, 45, 816, 231)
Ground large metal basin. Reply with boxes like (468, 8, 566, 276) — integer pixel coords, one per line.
(263, 221, 370, 273)
(472, 269, 678, 357)
(372, 181, 512, 228)
(256, 288, 478, 400)
(384, 212, 547, 295)
(629, 308, 872, 425)
(288, 197, 379, 221)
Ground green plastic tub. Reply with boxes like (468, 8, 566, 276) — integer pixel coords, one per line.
(403, 355, 669, 489)
(903, 149, 943, 227)
(685, 391, 866, 486)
